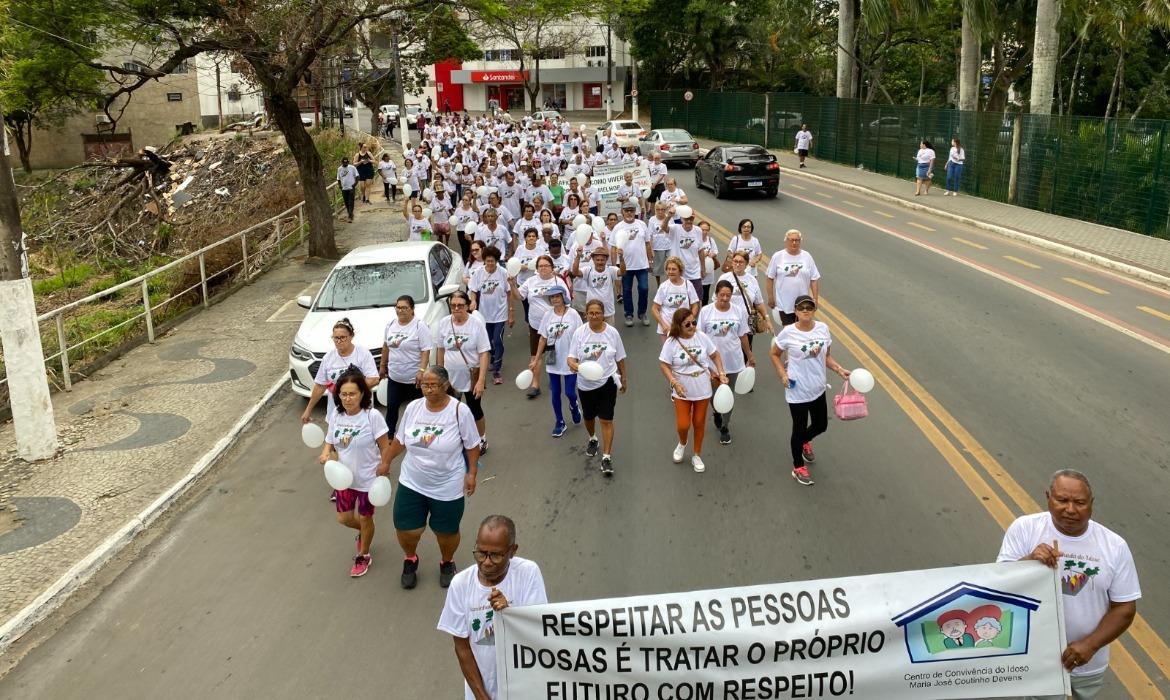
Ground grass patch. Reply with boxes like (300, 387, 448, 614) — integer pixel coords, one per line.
(32, 263, 99, 296)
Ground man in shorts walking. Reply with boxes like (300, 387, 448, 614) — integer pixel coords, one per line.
(795, 124, 812, 168)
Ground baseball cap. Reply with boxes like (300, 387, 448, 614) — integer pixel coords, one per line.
(794, 294, 817, 309)
(621, 201, 637, 210)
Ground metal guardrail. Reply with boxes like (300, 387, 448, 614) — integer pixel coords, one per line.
(1, 182, 344, 394)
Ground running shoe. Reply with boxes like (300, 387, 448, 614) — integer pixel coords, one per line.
(692, 455, 706, 473)
(791, 466, 814, 486)
(601, 455, 613, 476)
(640, 315, 650, 326)
(492, 372, 503, 385)
(526, 387, 541, 399)
(350, 554, 371, 578)
(329, 491, 336, 502)
(551, 421, 567, 438)
(672, 443, 686, 463)
(479, 439, 489, 455)
(719, 429, 731, 445)
(401, 557, 419, 589)
(586, 437, 600, 457)
(570, 404, 582, 424)
(802, 442, 816, 463)
(625, 316, 634, 327)
(439, 561, 457, 588)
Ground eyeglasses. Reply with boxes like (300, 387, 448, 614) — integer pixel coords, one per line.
(450, 303, 468, 309)
(420, 382, 443, 389)
(796, 305, 816, 312)
(683, 321, 696, 328)
(786, 238, 803, 243)
(472, 549, 509, 563)
(331, 335, 349, 341)
(395, 306, 412, 312)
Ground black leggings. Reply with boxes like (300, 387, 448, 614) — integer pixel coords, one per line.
(383, 181, 398, 200)
(788, 392, 828, 467)
(460, 390, 485, 421)
(385, 379, 422, 436)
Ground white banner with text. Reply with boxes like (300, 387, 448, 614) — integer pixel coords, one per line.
(497, 562, 1068, 699)
(593, 163, 653, 219)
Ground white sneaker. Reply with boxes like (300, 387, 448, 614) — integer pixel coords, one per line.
(692, 455, 705, 473)
(672, 443, 686, 463)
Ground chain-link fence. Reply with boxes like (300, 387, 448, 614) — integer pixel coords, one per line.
(647, 90, 1170, 239)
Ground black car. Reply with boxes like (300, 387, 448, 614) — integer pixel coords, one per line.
(694, 144, 779, 198)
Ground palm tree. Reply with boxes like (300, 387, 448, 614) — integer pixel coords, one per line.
(836, 0, 859, 98)
(959, 0, 996, 111)
(1029, 0, 1062, 114)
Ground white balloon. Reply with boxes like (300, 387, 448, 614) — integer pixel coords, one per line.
(675, 204, 693, 219)
(323, 459, 353, 490)
(375, 378, 389, 406)
(505, 257, 522, 278)
(476, 185, 489, 196)
(464, 220, 478, 235)
(487, 186, 498, 194)
(849, 368, 876, 394)
(734, 366, 756, 395)
(572, 214, 587, 229)
(422, 188, 434, 201)
(577, 360, 604, 381)
(574, 224, 593, 246)
(397, 176, 407, 185)
(592, 219, 607, 234)
(565, 166, 576, 177)
(579, 123, 586, 130)
(402, 183, 413, 197)
(515, 368, 534, 390)
(641, 187, 651, 198)
(704, 257, 715, 274)
(301, 422, 324, 449)
(614, 229, 630, 250)
(422, 207, 432, 219)
(368, 476, 393, 507)
(712, 383, 735, 413)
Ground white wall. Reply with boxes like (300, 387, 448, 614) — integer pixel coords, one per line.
(195, 54, 264, 125)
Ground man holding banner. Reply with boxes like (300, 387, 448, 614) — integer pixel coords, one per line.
(439, 515, 547, 700)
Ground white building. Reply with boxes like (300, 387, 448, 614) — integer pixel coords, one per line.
(194, 53, 265, 128)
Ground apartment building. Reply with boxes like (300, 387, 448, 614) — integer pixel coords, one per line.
(194, 54, 265, 128)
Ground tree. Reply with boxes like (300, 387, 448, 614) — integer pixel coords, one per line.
(1030, 0, 1062, 113)
(837, 0, 860, 97)
(14, 0, 445, 260)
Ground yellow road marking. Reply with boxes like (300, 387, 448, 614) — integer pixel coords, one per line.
(842, 200, 864, 208)
(872, 210, 895, 219)
(907, 221, 935, 232)
(788, 183, 808, 191)
(815, 191, 833, 199)
(952, 236, 989, 250)
(1003, 255, 1041, 270)
(1063, 277, 1110, 295)
(1138, 305, 1170, 322)
(696, 206, 1170, 695)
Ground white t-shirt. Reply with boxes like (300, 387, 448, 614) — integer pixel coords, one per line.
(518, 275, 564, 330)
(326, 408, 389, 492)
(497, 181, 522, 219)
(451, 205, 479, 231)
(668, 223, 704, 280)
(378, 160, 397, 183)
(698, 303, 748, 374)
(649, 215, 673, 251)
(653, 279, 700, 335)
(700, 237, 719, 285)
(773, 321, 831, 404)
(719, 272, 764, 320)
(659, 333, 718, 401)
(438, 315, 491, 392)
(337, 165, 358, 190)
(396, 398, 481, 501)
(382, 318, 434, 384)
(726, 236, 763, 277)
(948, 146, 965, 165)
(997, 513, 1141, 677)
(795, 130, 812, 150)
(658, 186, 686, 212)
(765, 250, 821, 313)
(474, 223, 512, 256)
(916, 147, 937, 164)
(615, 219, 650, 270)
(469, 266, 511, 323)
(582, 264, 620, 318)
(437, 557, 548, 700)
(513, 241, 547, 285)
(538, 307, 583, 375)
(406, 214, 430, 242)
(313, 346, 378, 421)
(567, 323, 626, 391)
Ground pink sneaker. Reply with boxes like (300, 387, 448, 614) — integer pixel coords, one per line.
(802, 442, 815, 463)
(350, 554, 371, 577)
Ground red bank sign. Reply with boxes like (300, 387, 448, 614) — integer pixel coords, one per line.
(470, 71, 529, 83)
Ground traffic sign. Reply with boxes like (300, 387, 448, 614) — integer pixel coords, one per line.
(683, 90, 694, 102)
(631, 89, 639, 97)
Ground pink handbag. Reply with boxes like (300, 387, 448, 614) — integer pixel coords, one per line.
(833, 380, 868, 420)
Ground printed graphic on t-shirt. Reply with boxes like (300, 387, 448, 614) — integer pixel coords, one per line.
(334, 425, 361, 447)
(589, 273, 610, 289)
(1061, 554, 1102, 597)
(665, 292, 689, 306)
(385, 332, 410, 349)
(546, 321, 571, 342)
(801, 339, 826, 357)
(706, 319, 738, 337)
(444, 333, 470, 351)
(783, 263, 804, 277)
(470, 606, 496, 646)
(579, 342, 609, 361)
(678, 234, 696, 249)
(673, 345, 705, 364)
(409, 422, 445, 448)
(480, 278, 503, 295)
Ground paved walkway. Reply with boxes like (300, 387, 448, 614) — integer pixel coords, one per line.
(695, 138, 1170, 285)
(0, 138, 408, 652)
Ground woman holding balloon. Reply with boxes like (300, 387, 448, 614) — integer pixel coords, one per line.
(402, 196, 432, 242)
(318, 367, 392, 578)
(658, 307, 729, 474)
(528, 287, 583, 437)
(435, 291, 491, 452)
(770, 294, 851, 486)
(514, 255, 563, 399)
(567, 299, 628, 476)
(698, 280, 754, 446)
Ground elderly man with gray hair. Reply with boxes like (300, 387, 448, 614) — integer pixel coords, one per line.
(996, 469, 1141, 700)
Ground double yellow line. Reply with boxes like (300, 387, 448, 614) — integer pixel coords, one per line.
(695, 208, 1169, 699)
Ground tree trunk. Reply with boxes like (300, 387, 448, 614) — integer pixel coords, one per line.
(1104, 47, 1124, 119)
(959, 13, 980, 111)
(268, 92, 339, 260)
(1029, 0, 1061, 114)
(13, 125, 33, 174)
(1066, 40, 1084, 115)
(836, 0, 857, 98)
(0, 105, 26, 280)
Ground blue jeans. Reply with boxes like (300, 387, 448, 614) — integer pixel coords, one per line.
(549, 373, 579, 425)
(622, 269, 649, 318)
(486, 321, 506, 373)
(946, 163, 963, 192)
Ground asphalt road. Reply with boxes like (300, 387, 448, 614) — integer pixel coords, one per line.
(2, 167, 1168, 698)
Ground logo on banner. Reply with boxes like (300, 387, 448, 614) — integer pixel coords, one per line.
(892, 582, 1041, 664)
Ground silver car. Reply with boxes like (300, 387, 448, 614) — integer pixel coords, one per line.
(637, 129, 700, 167)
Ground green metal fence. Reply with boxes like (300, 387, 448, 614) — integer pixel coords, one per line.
(647, 90, 1170, 239)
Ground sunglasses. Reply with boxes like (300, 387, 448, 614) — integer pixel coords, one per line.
(796, 305, 816, 312)
(683, 321, 696, 328)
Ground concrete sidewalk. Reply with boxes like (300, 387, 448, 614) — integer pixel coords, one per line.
(694, 138, 1170, 287)
(0, 138, 409, 654)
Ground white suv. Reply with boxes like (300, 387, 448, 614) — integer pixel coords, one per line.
(289, 242, 464, 397)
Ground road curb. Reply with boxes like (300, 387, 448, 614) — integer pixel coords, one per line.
(781, 166, 1170, 291)
(0, 373, 289, 655)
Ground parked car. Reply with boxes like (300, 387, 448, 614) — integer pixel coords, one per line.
(594, 120, 647, 149)
(745, 111, 803, 133)
(693, 144, 779, 199)
(405, 105, 424, 129)
(531, 110, 562, 122)
(298, 113, 315, 127)
(288, 242, 464, 398)
(636, 129, 700, 167)
(866, 116, 908, 137)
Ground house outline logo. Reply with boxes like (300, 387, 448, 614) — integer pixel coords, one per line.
(892, 582, 1042, 664)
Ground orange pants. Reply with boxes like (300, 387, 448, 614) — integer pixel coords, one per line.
(673, 398, 710, 454)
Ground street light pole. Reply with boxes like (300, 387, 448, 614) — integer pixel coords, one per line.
(390, 14, 410, 151)
(605, 20, 613, 120)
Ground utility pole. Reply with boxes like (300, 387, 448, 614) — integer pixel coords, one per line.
(215, 60, 224, 131)
(0, 102, 58, 461)
(390, 12, 410, 151)
(631, 54, 639, 123)
(605, 20, 613, 120)
(337, 58, 346, 136)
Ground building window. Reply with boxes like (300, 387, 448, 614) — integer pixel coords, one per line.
(122, 61, 146, 72)
(537, 47, 565, 60)
(227, 85, 242, 102)
(585, 46, 606, 58)
(166, 92, 183, 102)
(169, 61, 189, 74)
(484, 49, 518, 62)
